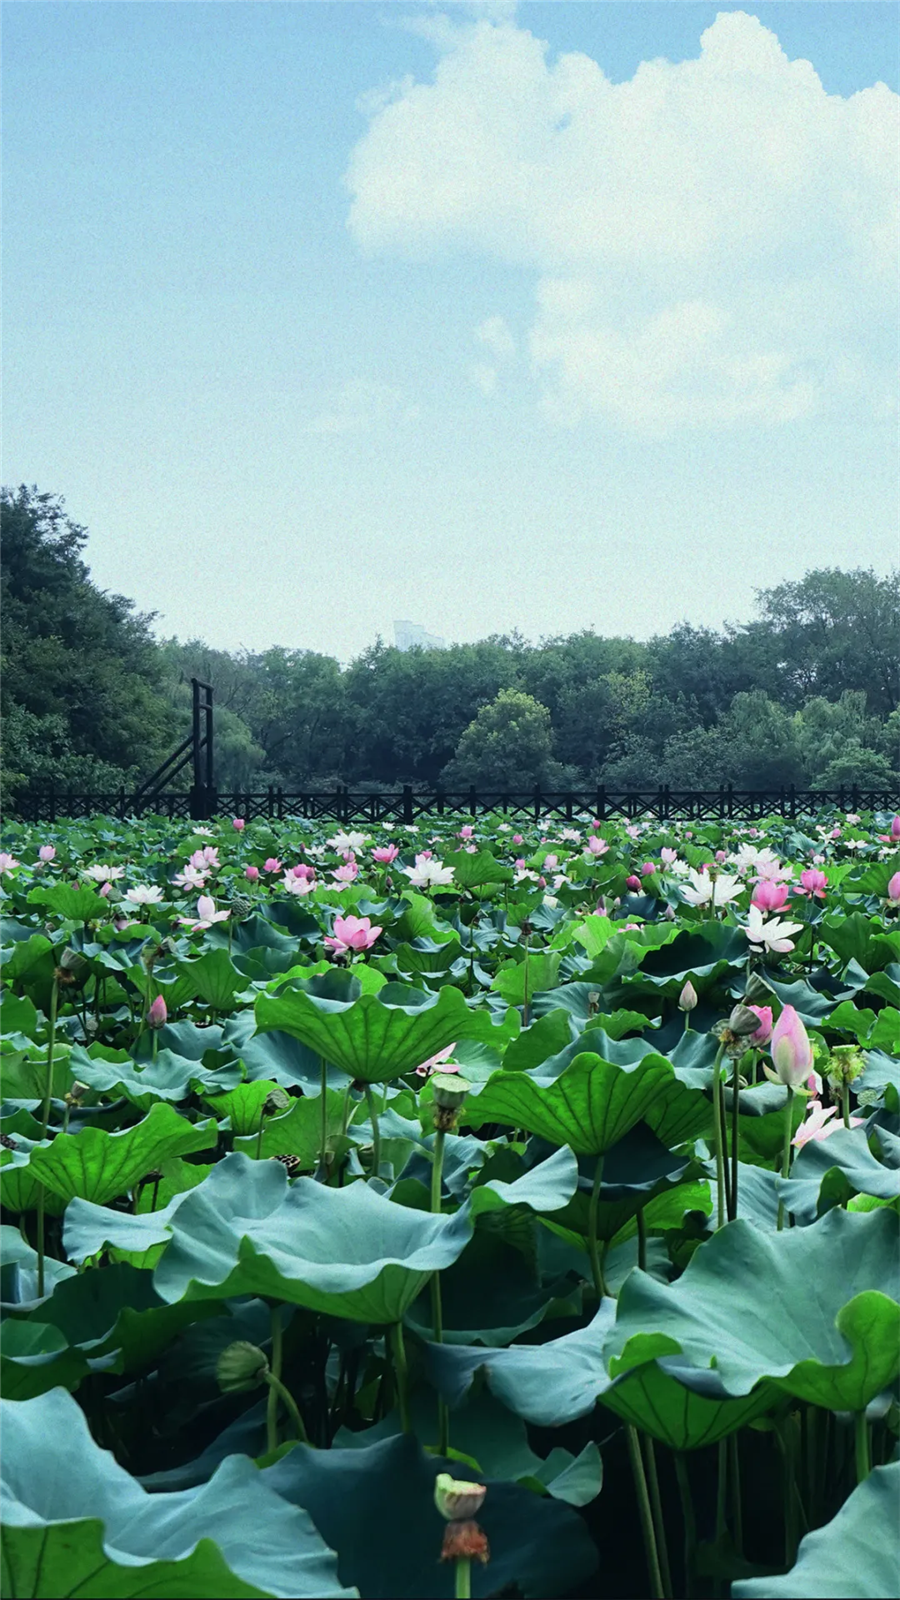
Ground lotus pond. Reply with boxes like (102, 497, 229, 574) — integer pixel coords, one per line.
(1, 806, 899, 1599)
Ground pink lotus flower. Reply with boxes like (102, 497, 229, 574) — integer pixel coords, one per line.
(751, 880, 791, 913)
(792, 1100, 863, 1148)
(0, 853, 20, 872)
(747, 1004, 773, 1046)
(512, 834, 524, 846)
(769, 1006, 813, 1088)
(292, 863, 315, 880)
(147, 994, 168, 1029)
(324, 914, 382, 955)
(625, 875, 641, 891)
(679, 980, 698, 1012)
(232, 817, 245, 832)
(245, 865, 260, 882)
(459, 825, 474, 840)
(660, 848, 678, 866)
(795, 868, 827, 899)
(543, 854, 558, 871)
(189, 847, 220, 873)
(877, 816, 900, 843)
(39, 845, 56, 862)
(332, 861, 359, 885)
(415, 1042, 460, 1078)
(585, 835, 609, 857)
(264, 858, 283, 873)
(887, 871, 900, 904)
(372, 844, 399, 865)
(640, 862, 656, 877)
(178, 894, 230, 932)
(281, 871, 315, 896)
(715, 850, 727, 864)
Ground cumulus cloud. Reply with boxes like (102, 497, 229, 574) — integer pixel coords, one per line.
(345, 10, 898, 430)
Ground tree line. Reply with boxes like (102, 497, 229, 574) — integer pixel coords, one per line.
(2, 484, 898, 801)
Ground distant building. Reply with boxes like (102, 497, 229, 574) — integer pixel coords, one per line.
(394, 620, 446, 652)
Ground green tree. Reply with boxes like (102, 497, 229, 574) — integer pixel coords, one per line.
(440, 689, 572, 790)
(754, 568, 900, 714)
(1, 486, 178, 796)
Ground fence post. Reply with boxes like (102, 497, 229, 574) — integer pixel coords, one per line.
(468, 786, 477, 817)
(534, 786, 541, 823)
(597, 786, 606, 822)
(789, 783, 796, 820)
(851, 783, 859, 813)
(402, 785, 413, 825)
(662, 784, 670, 822)
(565, 792, 573, 821)
(435, 789, 445, 816)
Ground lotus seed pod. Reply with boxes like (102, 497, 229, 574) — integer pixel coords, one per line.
(263, 1087, 292, 1116)
(431, 1074, 472, 1111)
(729, 1004, 762, 1037)
(434, 1472, 487, 1522)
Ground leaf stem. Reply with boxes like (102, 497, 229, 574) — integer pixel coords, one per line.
(319, 1056, 329, 1177)
(365, 1084, 381, 1179)
(642, 1433, 673, 1600)
(40, 976, 60, 1140)
(391, 1321, 411, 1434)
(266, 1305, 284, 1455)
(730, 1054, 747, 1221)
(430, 1125, 449, 1455)
(855, 1410, 871, 1483)
(587, 1154, 607, 1300)
(841, 1082, 851, 1131)
(673, 1452, 697, 1600)
(711, 1044, 727, 1230)
(626, 1423, 665, 1600)
(36, 1184, 46, 1299)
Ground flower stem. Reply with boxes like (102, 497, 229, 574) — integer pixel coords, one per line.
(729, 1053, 745, 1222)
(319, 1056, 329, 1176)
(729, 1432, 744, 1557)
(256, 1107, 267, 1160)
(673, 1452, 697, 1600)
(455, 1556, 472, 1600)
(587, 1154, 607, 1299)
(36, 1184, 46, 1299)
(855, 1410, 871, 1483)
(776, 1089, 795, 1232)
(265, 1304, 287, 1456)
(40, 976, 60, 1141)
(267, 1372, 309, 1445)
(642, 1433, 673, 1599)
(365, 1084, 381, 1179)
(626, 1423, 665, 1600)
(430, 1126, 449, 1455)
(841, 1082, 851, 1131)
(711, 1044, 727, 1230)
(636, 1205, 647, 1272)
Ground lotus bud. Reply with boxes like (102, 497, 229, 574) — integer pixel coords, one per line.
(216, 1341, 268, 1393)
(770, 1006, 814, 1089)
(892, 815, 900, 840)
(625, 875, 641, 891)
(245, 865, 260, 882)
(232, 817, 246, 832)
(678, 981, 698, 1013)
(55, 948, 87, 986)
(263, 1086, 292, 1116)
(746, 1004, 773, 1046)
(434, 1473, 487, 1522)
(887, 871, 900, 905)
(147, 994, 168, 1029)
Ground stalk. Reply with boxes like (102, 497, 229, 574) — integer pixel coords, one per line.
(587, 1155, 607, 1300)
(711, 1044, 727, 1230)
(642, 1433, 673, 1600)
(776, 1089, 796, 1232)
(455, 1557, 471, 1600)
(365, 1084, 382, 1179)
(729, 1433, 744, 1557)
(636, 1205, 647, 1271)
(430, 1126, 449, 1455)
(841, 1082, 852, 1131)
(855, 1411, 871, 1483)
(319, 1056, 329, 1176)
(626, 1423, 665, 1600)
(266, 1305, 284, 1455)
(673, 1452, 697, 1600)
(730, 1053, 748, 1221)
(391, 1321, 411, 1434)
(522, 931, 531, 1028)
(40, 975, 60, 1140)
(36, 1185, 46, 1299)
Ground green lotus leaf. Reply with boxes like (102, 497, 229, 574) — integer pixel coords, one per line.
(28, 882, 108, 923)
(0, 1319, 101, 1401)
(732, 1462, 900, 1598)
(28, 1102, 217, 1207)
(233, 1088, 347, 1163)
(469, 1052, 709, 1155)
(0, 1224, 77, 1309)
(491, 951, 561, 1005)
(599, 1358, 780, 1449)
(63, 1190, 193, 1265)
(0, 1388, 353, 1598)
(175, 947, 247, 1010)
(254, 981, 518, 1084)
(502, 1010, 576, 1072)
(405, 1226, 583, 1347)
(443, 848, 514, 888)
(425, 1304, 617, 1424)
(260, 1430, 597, 1599)
(0, 1043, 73, 1102)
(777, 1125, 900, 1223)
(153, 1152, 474, 1322)
(607, 1209, 900, 1411)
(203, 1079, 282, 1134)
(68, 1042, 242, 1109)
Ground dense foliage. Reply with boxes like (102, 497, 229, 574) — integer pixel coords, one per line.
(3, 485, 898, 799)
(2, 804, 899, 1598)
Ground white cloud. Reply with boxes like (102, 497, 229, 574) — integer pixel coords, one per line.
(471, 360, 498, 396)
(307, 378, 419, 436)
(345, 11, 898, 431)
(475, 314, 516, 360)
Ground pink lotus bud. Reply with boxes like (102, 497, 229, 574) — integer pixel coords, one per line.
(770, 1006, 813, 1088)
(245, 865, 260, 881)
(798, 868, 827, 899)
(715, 850, 727, 864)
(543, 854, 558, 870)
(515, 858, 526, 869)
(512, 834, 524, 845)
(147, 995, 168, 1029)
(640, 862, 655, 877)
(99, 881, 113, 897)
(537, 876, 547, 889)
(678, 980, 698, 1012)
(264, 858, 282, 873)
(39, 844, 56, 862)
(625, 875, 641, 891)
(892, 815, 900, 840)
(459, 825, 474, 839)
(888, 871, 900, 904)
(372, 844, 399, 864)
(232, 817, 245, 832)
(752, 880, 790, 913)
(747, 1004, 773, 1046)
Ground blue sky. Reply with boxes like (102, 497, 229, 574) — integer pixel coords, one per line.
(4, 2, 898, 661)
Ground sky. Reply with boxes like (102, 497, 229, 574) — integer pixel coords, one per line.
(4, 1, 898, 662)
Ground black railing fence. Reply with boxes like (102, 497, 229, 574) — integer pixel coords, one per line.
(7, 785, 899, 826)
(5, 682, 897, 826)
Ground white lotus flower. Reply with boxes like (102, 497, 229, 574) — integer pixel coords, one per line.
(327, 830, 367, 853)
(121, 884, 165, 907)
(402, 854, 455, 888)
(82, 863, 125, 881)
(744, 904, 804, 953)
(680, 869, 744, 908)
